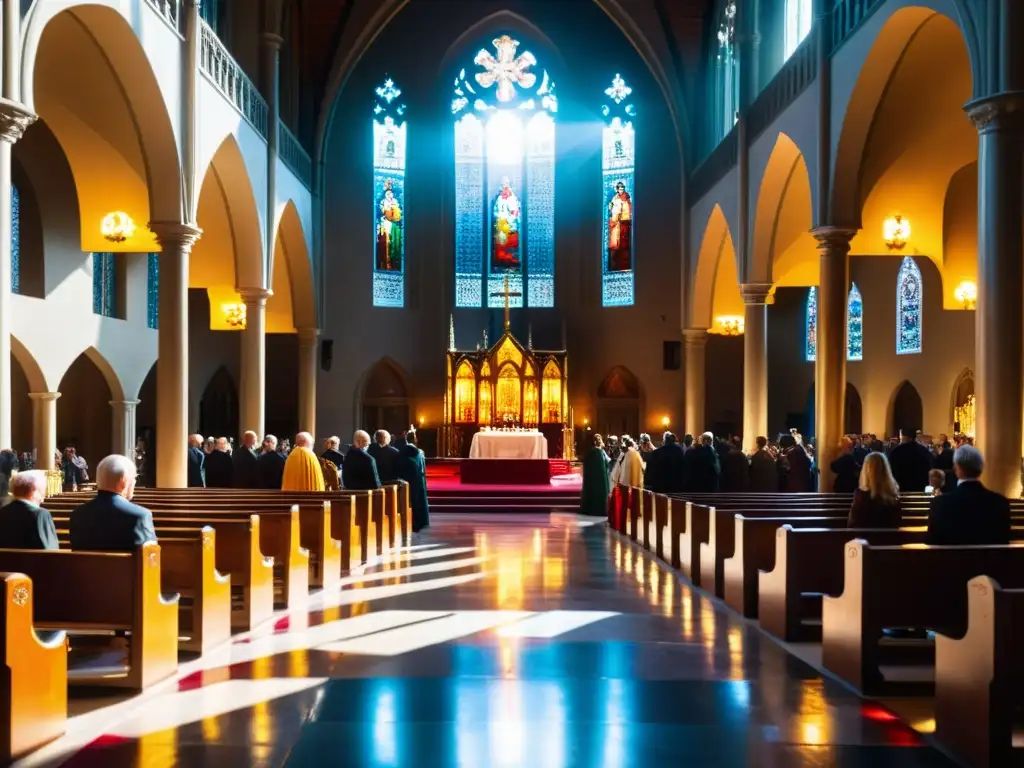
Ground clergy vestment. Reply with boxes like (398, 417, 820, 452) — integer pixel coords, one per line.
(579, 447, 611, 517)
(282, 447, 326, 492)
(615, 447, 645, 488)
(394, 444, 429, 531)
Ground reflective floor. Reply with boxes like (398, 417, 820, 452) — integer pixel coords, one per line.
(21, 513, 960, 767)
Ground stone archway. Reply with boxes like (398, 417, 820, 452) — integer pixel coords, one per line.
(596, 365, 642, 440)
(358, 358, 412, 437)
(890, 380, 924, 437)
(56, 352, 118, 467)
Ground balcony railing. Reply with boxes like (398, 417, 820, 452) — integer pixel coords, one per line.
(145, 0, 182, 35)
(199, 18, 268, 139)
(279, 121, 312, 190)
(830, 0, 886, 53)
(688, 126, 739, 204)
(748, 27, 819, 141)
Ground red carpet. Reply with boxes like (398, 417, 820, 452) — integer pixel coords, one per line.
(425, 459, 581, 512)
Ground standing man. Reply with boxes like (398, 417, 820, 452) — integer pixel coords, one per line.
(368, 430, 400, 483)
(204, 437, 234, 488)
(233, 430, 260, 488)
(257, 435, 286, 490)
(343, 431, 382, 490)
(321, 436, 345, 469)
(187, 434, 206, 488)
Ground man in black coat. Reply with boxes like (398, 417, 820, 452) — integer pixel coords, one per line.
(684, 433, 721, 493)
(888, 432, 932, 492)
(204, 437, 234, 488)
(321, 436, 346, 470)
(928, 445, 1011, 546)
(256, 435, 287, 490)
(187, 434, 206, 488)
(644, 432, 686, 493)
(368, 430, 400, 483)
(343, 430, 382, 490)
(233, 430, 260, 488)
(69, 455, 157, 552)
(829, 436, 862, 493)
(0, 470, 58, 550)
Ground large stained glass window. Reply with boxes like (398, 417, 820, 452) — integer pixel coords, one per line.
(92, 252, 117, 318)
(846, 283, 863, 361)
(372, 77, 406, 307)
(896, 255, 922, 354)
(453, 34, 556, 307)
(784, 0, 813, 59)
(147, 253, 159, 329)
(805, 286, 817, 362)
(602, 74, 636, 307)
(714, 0, 739, 141)
(11, 185, 19, 294)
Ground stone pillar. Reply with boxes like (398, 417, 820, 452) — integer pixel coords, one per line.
(811, 227, 855, 490)
(683, 328, 708, 437)
(966, 93, 1024, 497)
(28, 392, 59, 471)
(741, 283, 772, 448)
(110, 399, 140, 460)
(150, 222, 202, 488)
(238, 287, 271, 438)
(297, 328, 319, 436)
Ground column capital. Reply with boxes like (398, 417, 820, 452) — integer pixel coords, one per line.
(740, 282, 773, 305)
(27, 392, 60, 403)
(0, 98, 37, 144)
(683, 328, 709, 348)
(811, 226, 857, 255)
(110, 399, 141, 411)
(238, 287, 273, 307)
(964, 91, 1024, 134)
(262, 32, 284, 50)
(149, 222, 203, 253)
(297, 327, 320, 346)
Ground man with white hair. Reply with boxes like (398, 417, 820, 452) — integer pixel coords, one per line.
(187, 433, 206, 488)
(233, 430, 260, 488)
(342, 430, 382, 490)
(0, 470, 58, 550)
(69, 454, 156, 552)
(368, 429, 400, 482)
(321, 436, 345, 469)
(928, 444, 1011, 546)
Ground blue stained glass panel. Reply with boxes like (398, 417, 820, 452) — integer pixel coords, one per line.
(92, 252, 116, 318)
(525, 112, 555, 308)
(847, 282, 863, 361)
(372, 78, 407, 308)
(455, 114, 484, 307)
(11, 185, 19, 294)
(896, 256, 922, 355)
(805, 286, 817, 362)
(147, 253, 159, 329)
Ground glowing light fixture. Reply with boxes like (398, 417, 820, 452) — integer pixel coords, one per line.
(954, 280, 977, 310)
(883, 214, 910, 251)
(418, 416, 425, 426)
(661, 416, 670, 427)
(223, 303, 247, 329)
(712, 315, 744, 336)
(101, 211, 136, 243)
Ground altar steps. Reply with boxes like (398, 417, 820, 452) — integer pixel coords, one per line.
(426, 483, 581, 513)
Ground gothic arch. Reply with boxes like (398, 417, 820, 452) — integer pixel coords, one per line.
(271, 200, 317, 331)
(950, 366, 974, 424)
(690, 204, 738, 329)
(596, 365, 643, 439)
(888, 379, 924, 436)
(10, 335, 46, 394)
(355, 357, 414, 436)
(56, 350, 119, 464)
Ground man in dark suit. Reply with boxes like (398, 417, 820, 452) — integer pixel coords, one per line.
(928, 445, 1011, 546)
(233, 430, 260, 488)
(0, 470, 58, 550)
(321, 436, 345, 470)
(187, 434, 206, 488)
(343, 430, 382, 490)
(70, 454, 157, 552)
(368, 430, 400, 483)
(644, 432, 686, 493)
(749, 436, 778, 492)
(684, 432, 721, 493)
(257, 434, 287, 489)
(204, 437, 234, 488)
(888, 432, 932, 492)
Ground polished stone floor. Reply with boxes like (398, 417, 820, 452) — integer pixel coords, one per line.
(19, 513, 959, 767)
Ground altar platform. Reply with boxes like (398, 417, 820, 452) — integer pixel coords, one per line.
(425, 458, 581, 513)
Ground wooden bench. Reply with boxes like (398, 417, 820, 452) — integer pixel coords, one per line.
(934, 575, 1024, 767)
(0, 573, 67, 762)
(0, 543, 179, 690)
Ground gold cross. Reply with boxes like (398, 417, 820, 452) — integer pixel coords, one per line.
(490, 272, 522, 330)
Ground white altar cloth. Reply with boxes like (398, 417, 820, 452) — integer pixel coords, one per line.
(469, 431, 549, 459)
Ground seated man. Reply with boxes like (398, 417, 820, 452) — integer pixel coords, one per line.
(69, 454, 157, 552)
(0, 470, 58, 550)
(342, 430, 382, 490)
(928, 445, 1011, 546)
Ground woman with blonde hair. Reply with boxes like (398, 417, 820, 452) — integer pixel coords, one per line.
(847, 452, 903, 528)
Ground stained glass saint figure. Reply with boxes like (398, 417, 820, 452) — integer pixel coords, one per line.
(491, 176, 521, 270)
(607, 180, 633, 272)
(376, 178, 403, 271)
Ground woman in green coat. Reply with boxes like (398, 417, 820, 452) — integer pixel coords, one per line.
(580, 433, 611, 517)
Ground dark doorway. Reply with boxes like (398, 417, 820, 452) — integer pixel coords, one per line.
(890, 381, 924, 437)
(360, 359, 411, 436)
(800, 382, 865, 439)
(596, 366, 641, 439)
(200, 367, 238, 440)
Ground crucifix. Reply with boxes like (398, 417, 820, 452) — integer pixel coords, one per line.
(490, 272, 522, 331)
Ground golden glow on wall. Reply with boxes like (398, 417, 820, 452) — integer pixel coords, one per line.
(455, 362, 476, 423)
(883, 214, 911, 251)
(954, 280, 976, 309)
(523, 379, 539, 424)
(496, 364, 521, 422)
(222, 302, 247, 329)
(541, 360, 562, 423)
(711, 315, 744, 336)
(100, 211, 136, 242)
(479, 380, 493, 424)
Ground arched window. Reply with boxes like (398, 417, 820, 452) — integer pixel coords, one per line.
(373, 77, 406, 307)
(805, 286, 817, 362)
(714, 0, 739, 141)
(92, 252, 117, 318)
(602, 75, 636, 307)
(147, 253, 159, 329)
(896, 256, 922, 355)
(784, 0, 813, 60)
(453, 34, 556, 307)
(847, 283, 863, 361)
(10, 184, 19, 295)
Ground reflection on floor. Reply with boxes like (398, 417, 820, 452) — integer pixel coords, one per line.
(19, 513, 960, 767)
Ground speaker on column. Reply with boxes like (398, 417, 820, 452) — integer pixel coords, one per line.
(321, 339, 334, 372)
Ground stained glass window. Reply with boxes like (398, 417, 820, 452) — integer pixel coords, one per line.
(805, 286, 817, 362)
(372, 77, 406, 307)
(453, 34, 557, 307)
(92, 252, 117, 318)
(11, 185, 19, 295)
(785, 0, 813, 59)
(714, 0, 739, 141)
(147, 253, 159, 329)
(602, 74, 636, 307)
(847, 283, 862, 361)
(896, 255, 922, 354)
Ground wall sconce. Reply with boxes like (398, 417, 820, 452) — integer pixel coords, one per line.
(712, 315, 744, 336)
(882, 214, 910, 251)
(100, 211, 136, 243)
(418, 416, 425, 427)
(661, 416, 670, 427)
(223, 303, 247, 329)
(954, 280, 977, 310)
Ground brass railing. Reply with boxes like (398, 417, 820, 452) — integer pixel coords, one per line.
(199, 18, 268, 139)
(279, 121, 312, 190)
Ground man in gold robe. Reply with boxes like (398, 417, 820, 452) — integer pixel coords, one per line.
(281, 432, 325, 491)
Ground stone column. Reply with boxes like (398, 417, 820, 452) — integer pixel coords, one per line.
(966, 93, 1024, 497)
(150, 222, 202, 488)
(239, 287, 271, 438)
(811, 227, 855, 490)
(110, 399, 140, 460)
(28, 392, 59, 471)
(297, 328, 319, 436)
(741, 283, 772, 448)
(683, 328, 708, 437)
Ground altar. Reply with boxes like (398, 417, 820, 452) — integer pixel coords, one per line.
(469, 429, 548, 459)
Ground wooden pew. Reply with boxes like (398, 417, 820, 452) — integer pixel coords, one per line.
(821, 541, 1024, 695)
(934, 575, 1024, 767)
(0, 573, 67, 762)
(0, 543, 179, 690)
